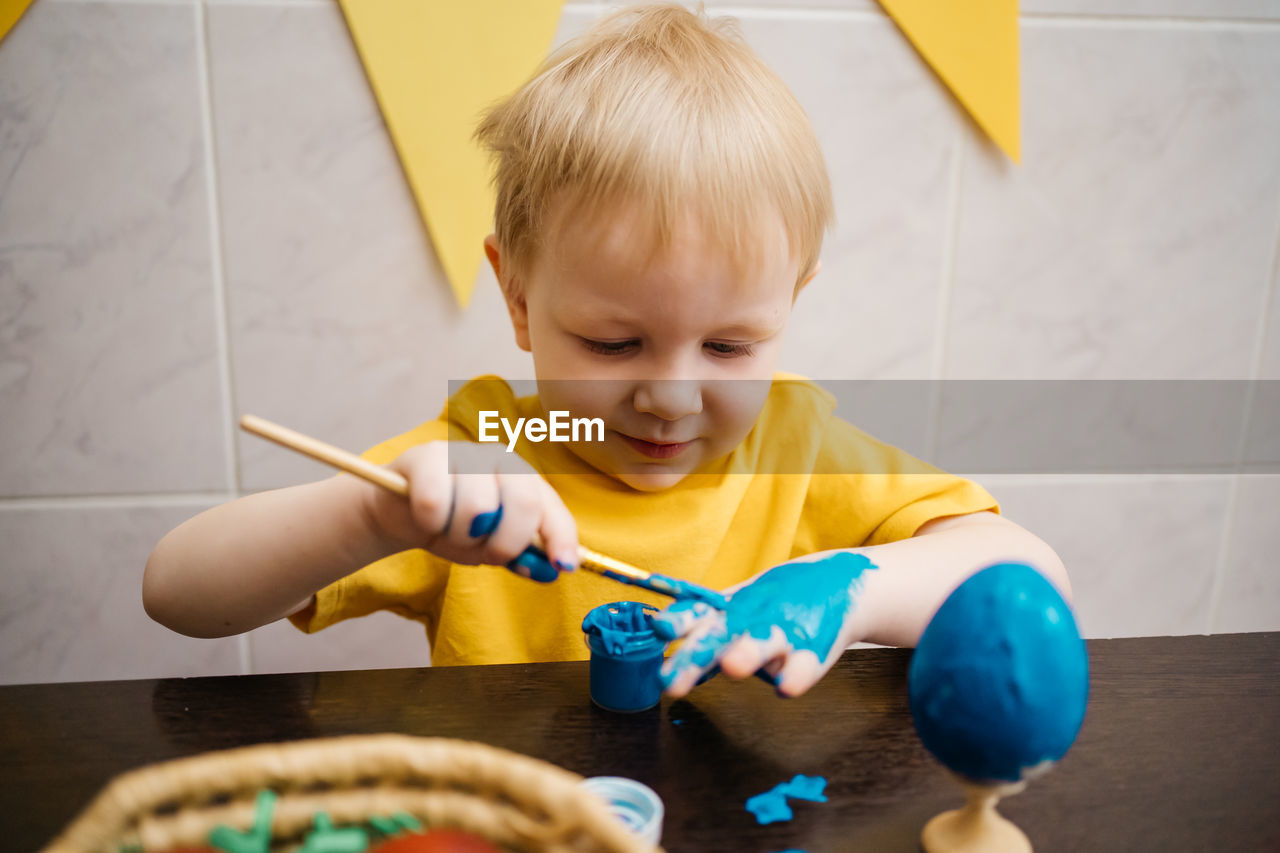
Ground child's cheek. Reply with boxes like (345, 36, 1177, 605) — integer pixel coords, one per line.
(707, 380, 772, 442)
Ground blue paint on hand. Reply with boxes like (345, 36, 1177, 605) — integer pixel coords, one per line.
(909, 562, 1089, 784)
(656, 552, 877, 691)
(652, 599, 714, 641)
(469, 506, 503, 538)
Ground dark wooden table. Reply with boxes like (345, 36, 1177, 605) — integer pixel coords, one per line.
(2, 633, 1277, 852)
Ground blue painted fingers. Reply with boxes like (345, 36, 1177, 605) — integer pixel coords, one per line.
(654, 552, 877, 697)
(467, 504, 563, 583)
(468, 506, 504, 538)
(651, 599, 714, 640)
(508, 544, 560, 583)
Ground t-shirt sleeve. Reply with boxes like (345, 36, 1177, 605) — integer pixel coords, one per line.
(796, 415, 1000, 554)
(288, 417, 452, 635)
(288, 548, 448, 634)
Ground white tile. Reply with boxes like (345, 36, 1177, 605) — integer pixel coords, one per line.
(0, 2, 226, 496)
(935, 380, 1250, 475)
(738, 16, 966, 379)
(206, 6, 611, 489)
(249, 609, 429, 674)
(0, 502, 241, 684)
(947, 26, 1280, 379)
(1260, 276, 1280, 380)
(1252, 265, 1279, 469)
(1242, 379, 1279, 472)
(1214, 475, 1280, 632)
(980, 474, 1231, 637)
(1021, 0, 1280, 20)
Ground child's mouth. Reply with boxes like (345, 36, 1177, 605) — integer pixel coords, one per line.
(620, 434, 695, 459)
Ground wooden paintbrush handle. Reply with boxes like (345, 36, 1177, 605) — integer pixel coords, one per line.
(238, 414, 649, 582)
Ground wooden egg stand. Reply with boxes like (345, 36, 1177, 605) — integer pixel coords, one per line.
(921, 778, 1031, 853)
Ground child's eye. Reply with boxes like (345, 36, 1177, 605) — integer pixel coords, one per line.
(704, 341, 756, 358)
(581, 338, 638, 356)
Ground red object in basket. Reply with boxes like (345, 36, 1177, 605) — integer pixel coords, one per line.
(373, 830, 503, 853)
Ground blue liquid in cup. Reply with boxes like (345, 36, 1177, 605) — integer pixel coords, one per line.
(582, 601, 665, 713)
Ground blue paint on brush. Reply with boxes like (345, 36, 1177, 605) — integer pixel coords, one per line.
(601, 569, 729, 608)
(909, 562, 1089, 784)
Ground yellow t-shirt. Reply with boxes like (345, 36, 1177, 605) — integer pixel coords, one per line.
(290, 375, 998, 665)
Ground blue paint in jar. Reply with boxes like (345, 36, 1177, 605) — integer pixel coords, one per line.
(582, 601, 665, 713)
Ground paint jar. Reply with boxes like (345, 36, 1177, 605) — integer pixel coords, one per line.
(581, 601, 665, 713)
(581, 776, 664, 846)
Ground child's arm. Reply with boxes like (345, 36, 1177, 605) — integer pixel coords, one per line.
(654, 511, 1067, 698)
(143, 441, 580, 638)
(852, 510, 1069, 648)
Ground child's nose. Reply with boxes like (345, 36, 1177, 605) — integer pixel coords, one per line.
(633, 379, 703, 421)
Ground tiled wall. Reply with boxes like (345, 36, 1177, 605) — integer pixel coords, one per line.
(2, 0, 1277, 685)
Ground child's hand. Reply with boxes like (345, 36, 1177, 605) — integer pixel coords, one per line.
(652, 551, 878, 697)
(368, 441, 578, 582)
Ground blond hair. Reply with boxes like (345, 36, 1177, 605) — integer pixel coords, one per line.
(475, 3, 833, 291)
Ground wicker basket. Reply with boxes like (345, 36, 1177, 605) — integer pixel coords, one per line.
(43, 734, 661, 853)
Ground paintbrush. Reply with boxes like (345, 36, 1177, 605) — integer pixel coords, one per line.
(239, 414, 727, 607)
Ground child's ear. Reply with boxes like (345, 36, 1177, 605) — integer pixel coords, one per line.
(485, 235, 531, 352)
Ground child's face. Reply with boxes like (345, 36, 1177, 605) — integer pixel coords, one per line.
(489, 202, 815, 491)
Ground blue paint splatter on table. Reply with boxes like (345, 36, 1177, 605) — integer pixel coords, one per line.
(745, 774, 828, 825)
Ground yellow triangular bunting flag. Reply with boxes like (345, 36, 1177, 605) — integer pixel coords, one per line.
(877, 0, 1020, 162)
(338, 1, 566, 306)
(1, 0, 37, 45)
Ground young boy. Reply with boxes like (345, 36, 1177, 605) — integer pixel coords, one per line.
(144, 4, 1068, 699)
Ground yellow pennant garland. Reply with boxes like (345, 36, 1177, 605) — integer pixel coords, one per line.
(0, 0, 36, 45)
(877, 0, 1021, 163)
(336, 1, 1019, 305)
(337, 0, 565, 307)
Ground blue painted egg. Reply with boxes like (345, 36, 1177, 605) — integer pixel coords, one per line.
(908, 562, 1089, 783)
